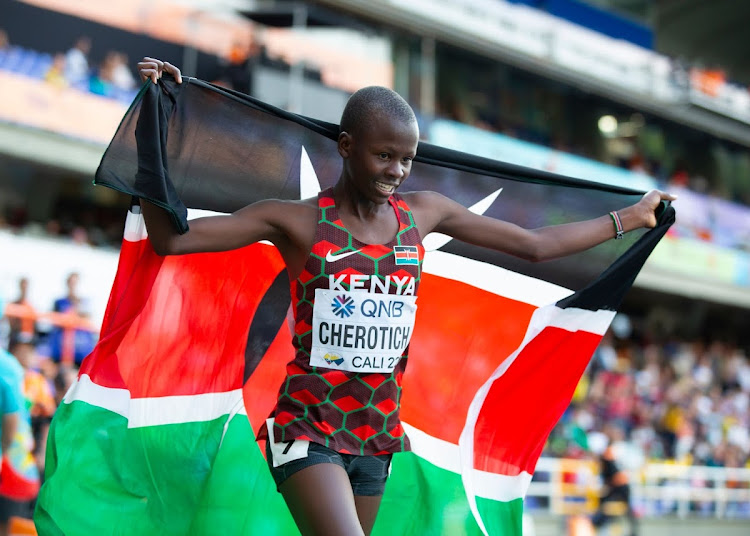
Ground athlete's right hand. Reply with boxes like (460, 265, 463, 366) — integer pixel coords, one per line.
(137, 57, 183, 84)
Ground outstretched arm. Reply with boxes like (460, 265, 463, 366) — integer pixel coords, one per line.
(141, 199, 294, 256)
(413, 189, 675, 262)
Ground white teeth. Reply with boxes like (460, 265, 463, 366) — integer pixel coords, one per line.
(375, 181, 395, 193)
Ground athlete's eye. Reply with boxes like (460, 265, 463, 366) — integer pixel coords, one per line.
(379, 152, 389, 160)
(402, 157, 413, 164)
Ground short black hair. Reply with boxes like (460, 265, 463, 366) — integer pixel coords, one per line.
(339, 86, 416, 136)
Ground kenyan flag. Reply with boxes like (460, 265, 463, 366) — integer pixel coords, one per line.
(35, 79, 673, 535)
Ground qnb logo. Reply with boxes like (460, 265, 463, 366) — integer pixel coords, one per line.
(331, 294, 355, 318)
(323, 353, 344, 366)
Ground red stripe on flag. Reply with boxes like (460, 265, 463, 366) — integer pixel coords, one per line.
(472, 324, 603, 476)
(401, 273, 535, 444)
(79, 237, 164, 390)
(82, 240, 286, 397)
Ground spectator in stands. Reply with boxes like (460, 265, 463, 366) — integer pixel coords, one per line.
(590, 425, 639, 536)
(0, 355, 19, 457)
(49, 272, 95, 366)
(218, 36, 262, 94)
(0, 371, 19, 536)
(8, 336, 55, 474)
(109, 52, 136, 91)
(44, 53, 67, 89)
(53, 272, 84, 319)
(547, 333, 750, 487)
(89, 52, 114, 97)
(64, 36, 91, 87)
(52, 368, 76, 408)
(6, 278, 36, 351)
(0, 346, 36, 533)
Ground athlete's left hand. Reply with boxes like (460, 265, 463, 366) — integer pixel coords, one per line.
(635, 189, 676, 229)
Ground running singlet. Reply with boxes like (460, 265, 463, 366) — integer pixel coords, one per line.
(267, 187, 424, 456)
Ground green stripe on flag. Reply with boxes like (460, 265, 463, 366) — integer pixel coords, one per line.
(475, 496, 524, 536)
(36, 401, 297, 536)
(37, 401, 522, 535)
(375, 453, 522, 536)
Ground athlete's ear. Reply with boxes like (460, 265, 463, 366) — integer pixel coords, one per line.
(338, 131, 352, 158)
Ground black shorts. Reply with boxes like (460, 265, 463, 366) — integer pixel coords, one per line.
(265, 440, 392, 496)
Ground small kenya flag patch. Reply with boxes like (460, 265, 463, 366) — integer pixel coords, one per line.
(393, 245, 419, 265)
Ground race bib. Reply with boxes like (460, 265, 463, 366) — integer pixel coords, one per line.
(267, 418, 310, 467)
(310, 288, 417, 373)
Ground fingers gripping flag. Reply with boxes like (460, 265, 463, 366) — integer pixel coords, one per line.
(35, 78, 674, 535)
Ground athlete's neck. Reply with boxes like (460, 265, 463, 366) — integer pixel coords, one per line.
(332, 180, 391, 221)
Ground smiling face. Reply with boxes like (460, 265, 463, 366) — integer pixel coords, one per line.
(339, 114, 419, 203)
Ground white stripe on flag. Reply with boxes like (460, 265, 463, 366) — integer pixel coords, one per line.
(64, 374, 245, 427)
(423, 250, 573, 307)
(403, 422, 532, 502)
(124, 209, 147, 242)
(458, 303, 616, 535)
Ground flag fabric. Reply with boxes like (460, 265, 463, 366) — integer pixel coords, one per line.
(35, 78, 674, 535)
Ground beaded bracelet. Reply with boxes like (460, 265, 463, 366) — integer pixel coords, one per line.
(609, 211, 624, 240)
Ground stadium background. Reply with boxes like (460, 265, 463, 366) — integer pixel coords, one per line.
(0, 0, 748, 534)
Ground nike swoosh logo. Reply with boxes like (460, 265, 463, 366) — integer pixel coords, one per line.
(325, 249, 362, 262)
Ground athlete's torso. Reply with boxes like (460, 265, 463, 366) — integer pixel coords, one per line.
(268, 187, 424, 455)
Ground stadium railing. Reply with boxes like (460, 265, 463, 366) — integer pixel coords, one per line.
(528, 456, 750, 519)
(4, 303, 98, 367)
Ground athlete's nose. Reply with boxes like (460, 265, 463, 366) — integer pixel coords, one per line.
(385, 160, 405, 179)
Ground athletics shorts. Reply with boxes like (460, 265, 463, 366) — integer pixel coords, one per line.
(265, 439, 392, 496)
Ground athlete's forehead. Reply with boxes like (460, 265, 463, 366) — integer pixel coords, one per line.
(354, 114, 419, 150)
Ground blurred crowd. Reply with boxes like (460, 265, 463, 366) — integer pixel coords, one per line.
(547, 331, 750, 471)
(0, 31, 138, 103)
(0, 196, 128, 249)
(1, 274, 749, 528)
(0, 273, 94, 528)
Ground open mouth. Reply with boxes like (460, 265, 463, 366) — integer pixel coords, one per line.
(375, 181, 396, 195)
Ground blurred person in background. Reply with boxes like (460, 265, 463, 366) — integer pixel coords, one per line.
(109, 52, 136, 91)
(52, 272, 84, 320)
(5, 278, 35, 352)
(90, 51, 136, 96)
(0, 373, 18, 536)
(49, 272, 95, 367)
(590, 425, 639, 536)
(8, 336, 55, 475)
(52, 368, 76, 409)
(44, 53, 68, 89)
(220, 35, 262, 94)
(0, 29, 8, 53)
(0, 345, 37, 533)
(64, 36, 91, 87)
(90, 52, 115, 96)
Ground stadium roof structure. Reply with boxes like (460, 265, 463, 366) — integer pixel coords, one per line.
(655, 0, 750, 87)
(25, 0, 749, 85)
(605, 0, 750, 86)
(314, 0, 750, 148)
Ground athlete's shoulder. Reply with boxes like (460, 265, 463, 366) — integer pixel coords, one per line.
(399, 190, 452, 209)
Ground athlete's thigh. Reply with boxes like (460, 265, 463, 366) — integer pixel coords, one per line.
(279, 463, 364, 536)
(354, 495, 384, 536)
